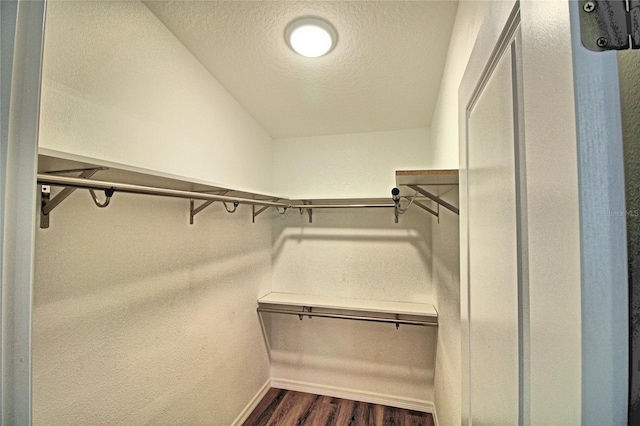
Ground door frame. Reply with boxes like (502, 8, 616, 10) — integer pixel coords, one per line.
(459, 0, 628, 424)
(1, 0, 46, 423)
(568, 0, 629, 422)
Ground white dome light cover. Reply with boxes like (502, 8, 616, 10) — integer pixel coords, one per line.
(285, 17, 337, 58)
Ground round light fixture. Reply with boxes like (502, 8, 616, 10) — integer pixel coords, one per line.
(285, 17, 337, 58)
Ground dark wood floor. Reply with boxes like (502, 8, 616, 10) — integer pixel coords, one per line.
(243, 388, 434, 426)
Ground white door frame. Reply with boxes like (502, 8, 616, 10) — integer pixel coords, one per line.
(568, 0, 629, 422)
(1, 1, 46, 424)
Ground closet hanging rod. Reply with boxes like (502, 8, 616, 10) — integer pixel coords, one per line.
(256, 307, 437, 327)
(37, 175, 403, 210)
(294, 203, 394, 209)
(37, 174, 415, 218)
(37, 174, 289, 208)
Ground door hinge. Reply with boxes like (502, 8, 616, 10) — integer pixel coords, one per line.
(580, 0, 640, 51)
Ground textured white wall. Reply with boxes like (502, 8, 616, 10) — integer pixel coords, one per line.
(272, 208, 432, 302)
(272, 127, 430, 199)
(270, 207, 435, 402)
(33, 191, 272, 425)
(429, 1, 489, 169)
(39, 1, 274, 195)
(428, 2, 488, 424)
(36, 1, 442, 421)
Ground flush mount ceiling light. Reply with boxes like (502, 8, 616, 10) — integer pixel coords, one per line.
(285, 17, 337, 58)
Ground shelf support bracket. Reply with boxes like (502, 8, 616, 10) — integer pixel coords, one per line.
(40, 168, 105, 228)
(252, 199, 281, 223)
(190, 191, 233, 224)
(190, 200, 215, 224)
(408, 198, 439, 219)
(406, 184, 459, 215)
(300, 201, 312, 223)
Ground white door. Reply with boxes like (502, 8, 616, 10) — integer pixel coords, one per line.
(465, 21, 522, 426)
(459, 0, 628, 424)
(461, 5, 522, 424)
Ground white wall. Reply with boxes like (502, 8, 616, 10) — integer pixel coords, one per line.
(33, 192, 272, 425)
(269, 207, 436, 405)
(39, 1, 274, 195)
(272, 208, 432, 302)
(427, 2, 488, 424)
(34, 2, 275, 423)
(429, 1, 489, 169)
(272, 127, 430, 199)
(36, 1, 443, 421)
(269, 118, 434, 406)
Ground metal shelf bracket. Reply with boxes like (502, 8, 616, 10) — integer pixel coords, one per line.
(406, 184, 459, 215)
(409, 197, 439, 222)
(301, 201, 313, 223)
(190, 200, 214, 224)
(251, 199, 282, 223)
(40, 167, 107, 228)
(190, 191, 234, 224)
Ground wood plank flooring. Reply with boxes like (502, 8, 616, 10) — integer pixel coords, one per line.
(243, 388, 434, 426)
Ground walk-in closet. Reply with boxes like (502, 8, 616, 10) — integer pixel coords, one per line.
(2, 0, 630, 424)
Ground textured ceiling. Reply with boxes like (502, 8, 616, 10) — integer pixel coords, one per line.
(144, 1, 459, 139)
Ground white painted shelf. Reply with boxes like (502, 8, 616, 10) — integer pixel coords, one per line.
(38, 150, 287, 200)
(257, 292, 437, 327)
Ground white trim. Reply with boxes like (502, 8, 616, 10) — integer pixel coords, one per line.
(270, 378, 434, 413)
(432, 403, 439, 426)
(230, 379, 272, 426)
(568, 1, 629, 422)
(1, 1, 46, 423)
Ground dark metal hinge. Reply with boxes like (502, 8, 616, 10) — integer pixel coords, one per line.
(580, 0, 640, 51)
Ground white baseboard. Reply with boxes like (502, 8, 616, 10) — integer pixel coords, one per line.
(432, 403, 439, 426)
(270, 377, 434, 414)
(231, 379, 271, 426)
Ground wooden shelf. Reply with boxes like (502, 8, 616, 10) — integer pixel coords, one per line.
(257, 292, 437, 327)
(396, 169, 459, 187)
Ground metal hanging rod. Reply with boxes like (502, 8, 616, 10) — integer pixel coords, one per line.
(37, 174, 400, 210)
(294, 203, 394, 209)
(256, 306, 437, 328)
(36, 176, 439, 227)
(37, 174, 290, 208)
